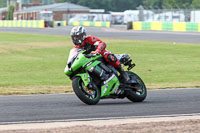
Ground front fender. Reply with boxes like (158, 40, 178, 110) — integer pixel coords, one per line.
(74, 73, 90, 87)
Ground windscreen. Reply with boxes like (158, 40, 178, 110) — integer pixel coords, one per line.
(67, 48, 83, 64)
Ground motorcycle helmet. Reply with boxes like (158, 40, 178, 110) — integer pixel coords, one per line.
(70, 26, 86, 45)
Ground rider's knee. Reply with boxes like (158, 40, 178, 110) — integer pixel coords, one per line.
(107, 54, 117, 63)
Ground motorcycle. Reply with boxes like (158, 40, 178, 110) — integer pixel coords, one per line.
(64, 48, 147, 105)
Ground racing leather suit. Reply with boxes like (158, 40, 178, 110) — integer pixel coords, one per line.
(73, 35, 120, 67)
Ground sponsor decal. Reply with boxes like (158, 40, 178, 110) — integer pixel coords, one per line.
(85, 61, 93, 68)
(114, 84, 120, 93)
(104, 85, 109, 94)
(104, 88, 107, 93)
(88, 67, 94, 72)
(103, 74, 115, 84)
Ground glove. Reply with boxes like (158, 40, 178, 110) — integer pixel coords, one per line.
(91, 50, 101, 55)
(85, 50, 101, 58)
(85, 54, 97, 58)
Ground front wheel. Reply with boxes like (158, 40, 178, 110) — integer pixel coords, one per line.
(126, 71, 147, 102)
(72, 77, 100, 105)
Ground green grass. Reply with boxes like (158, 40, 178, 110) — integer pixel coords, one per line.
(0, 32, 200, 95)
(109, 41, 200, 87)
(0, 32, 68, 44)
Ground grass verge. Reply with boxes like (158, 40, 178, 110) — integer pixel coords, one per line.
(0, 32, 200, 95)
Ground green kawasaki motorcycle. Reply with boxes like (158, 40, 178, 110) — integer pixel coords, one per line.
(64, 48, 147, 105)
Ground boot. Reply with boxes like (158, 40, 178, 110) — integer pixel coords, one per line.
(115, 65, 130, 83)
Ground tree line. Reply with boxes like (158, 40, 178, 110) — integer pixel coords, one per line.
(56, 0, 200, 11)
(1, 0, 200, 10)
(0, 0, 7, 8)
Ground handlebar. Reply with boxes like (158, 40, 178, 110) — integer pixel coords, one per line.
(84, 54, 98, 58)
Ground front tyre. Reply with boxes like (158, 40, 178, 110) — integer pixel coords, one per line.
(126, 71, 147, 102)
(72, 77, 100, 105)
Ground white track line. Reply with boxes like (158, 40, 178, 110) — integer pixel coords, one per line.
(1, 113, 200, 125)
(1, 113, 200, 130)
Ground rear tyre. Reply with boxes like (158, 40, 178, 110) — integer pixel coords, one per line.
(126, 71, 147, 102)
(72, 77, 100, 105)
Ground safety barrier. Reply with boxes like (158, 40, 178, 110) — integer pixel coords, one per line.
(0, 20, 45, 28)
(68, 21, 110, 28)
(132, 22, 200, 32)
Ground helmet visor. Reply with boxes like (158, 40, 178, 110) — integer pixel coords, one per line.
(73, 35, 81, 41)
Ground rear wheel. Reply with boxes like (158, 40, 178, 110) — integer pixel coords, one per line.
(72, 77, 100, 105)
(126, 71, 147, 102)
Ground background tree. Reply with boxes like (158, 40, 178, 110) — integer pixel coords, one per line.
(0, 0, 7, 8)
(163, 0, 193, 9)
(56, 0, 143, 11)
(191, 0, 200, 8)
(143, 0, 163, 9)
(7, 5, 15, 20)
(1, 0, 200, 11)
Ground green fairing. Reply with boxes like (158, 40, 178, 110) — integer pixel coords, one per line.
(72, 52, 91, 71)
(100, 75, 120, 97)
(85, 60, 101, 71)
(75, 73, 90, 86)
(64, 52, 101, 76)
(64, 65, 72, 76)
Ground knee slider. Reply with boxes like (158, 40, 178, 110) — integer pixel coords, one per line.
(107, 54, 117, 63)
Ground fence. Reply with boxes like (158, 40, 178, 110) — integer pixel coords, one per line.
(132, 22, 200, 32)
(134, 6, 200, 22)
(68, 21, 110, 28)
(0, 20, 110, 28)
(0, 20, 45, 28)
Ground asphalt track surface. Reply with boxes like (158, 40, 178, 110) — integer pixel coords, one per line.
(0, 26, 200, 44)
(0, 26, 200, 124)
(0, 88, 200, 124)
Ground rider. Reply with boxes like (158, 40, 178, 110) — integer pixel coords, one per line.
(70, 26, 130, 83)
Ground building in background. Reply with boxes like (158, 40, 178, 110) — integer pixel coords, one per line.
(14, 2, 90, 21)
(1, 0, 90, 21)
(7, 0, 56, 11)
(1, 0, 56, 20)
(0, 7, 7, 20)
